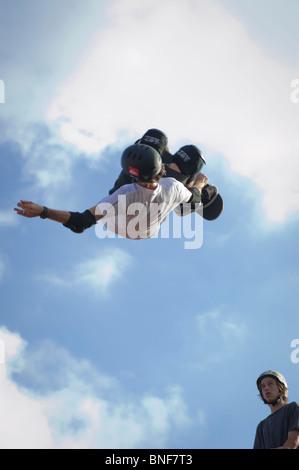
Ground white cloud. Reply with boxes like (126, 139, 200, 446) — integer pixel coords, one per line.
(18, 124, 77, 202)
(0, 327, 200, 449)
(0, 328, 53, 449)
(142, 385, 192, 434)
(0, 327, 24, 363)
(0, 121, 78, 205)
(180, 308, 248, 370)
(41, 248, 133, 295)
(0, 210, 18, 228)
(0, 1, 105, 197)
(196, 309, 247, 342)
(73, 249, 132, 294)
(46, 0, 299, 223)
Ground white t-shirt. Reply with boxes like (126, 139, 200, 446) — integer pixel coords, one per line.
(96, 177, 191, 239)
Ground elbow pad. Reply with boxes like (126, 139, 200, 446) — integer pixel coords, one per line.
(63, 210, 96, 234)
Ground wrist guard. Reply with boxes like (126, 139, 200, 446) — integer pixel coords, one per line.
(40, 206, 49, 219)
(188, 187, 202, 204)
(176, 187, 202, 217)
(63, 210, 96, 234)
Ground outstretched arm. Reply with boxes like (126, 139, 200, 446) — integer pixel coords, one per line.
(88, 205, 104, 221)
(14, 200, 71, 224)
(14, 201, 103, 233)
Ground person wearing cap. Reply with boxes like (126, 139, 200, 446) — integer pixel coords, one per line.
(14, 141, 208, 239)
(254, 370, 299, 449)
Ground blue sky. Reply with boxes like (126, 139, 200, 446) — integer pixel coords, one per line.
(0, 0, 299, 449)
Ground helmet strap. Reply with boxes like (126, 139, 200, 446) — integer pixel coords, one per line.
(263, 394, 282, 407)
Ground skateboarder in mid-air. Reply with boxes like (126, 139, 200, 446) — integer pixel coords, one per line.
(108, 128, 223, 221)
(14, 129, 223, 239)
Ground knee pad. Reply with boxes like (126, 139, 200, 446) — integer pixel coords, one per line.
(173, 145, 206, 179)
(137, 128, 168, 156)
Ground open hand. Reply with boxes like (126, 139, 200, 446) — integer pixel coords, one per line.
(14, 200, 44, 218)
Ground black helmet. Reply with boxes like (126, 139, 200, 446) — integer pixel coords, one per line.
(121, 143, 163, 182)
